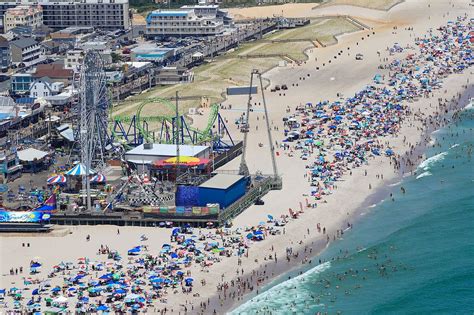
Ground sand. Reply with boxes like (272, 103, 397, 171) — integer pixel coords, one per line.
(1, 0, 472, 314)
(228, 3, 319, 20)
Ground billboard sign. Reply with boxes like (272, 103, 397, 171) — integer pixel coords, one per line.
(0, 211, 51, 223)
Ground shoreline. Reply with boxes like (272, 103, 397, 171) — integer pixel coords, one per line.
(1, 1, 472, 314)
(221, 74, 473, 315)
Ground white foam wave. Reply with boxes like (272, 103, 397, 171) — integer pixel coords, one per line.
(418, 152, 448, 171)
(231, 262, 331, 314)
(416, 171, 432, 179)
(450, 144, 459, 149)
(464, 100, 473, 110)
(388, 181, 402, 187)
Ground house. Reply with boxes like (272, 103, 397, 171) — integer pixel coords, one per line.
(0, 36, 11, 72)
(29, 77, 64, 98)
(9, 37, 43, 67)
(34, 64, 73, 85)
(10, 73, 34, 95)
(41, 40, 63, 55)
(10, 64, 73, 95)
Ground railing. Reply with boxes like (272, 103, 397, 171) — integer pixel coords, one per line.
(218, 175, 282, 224)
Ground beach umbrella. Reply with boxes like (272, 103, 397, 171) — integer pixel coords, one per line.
(97, 305, 109, 311)
(267, 214, 274, 221)
(32, 288, 39, 295)
(53, 295, 68, 303)
(65, 163, 95, 176)
(30, 262, 41, 268)
(47, 175, 67, 185)
(90, 174, 106, 183)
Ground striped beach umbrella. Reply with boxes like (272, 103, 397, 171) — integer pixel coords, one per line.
(65, 163, 95, 176)
(90, 174, 106, 183)
(47, 175, 67, 185)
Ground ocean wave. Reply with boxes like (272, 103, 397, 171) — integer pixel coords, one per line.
(450, 144, 459, 149)
(231, 262, 331, 314)
(463, 100, 473, 110)
(388, 181, 402, 187)
(418, 152, 448, 171)
(416, 171, 432, 179)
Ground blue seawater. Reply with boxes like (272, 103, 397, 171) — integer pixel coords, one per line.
(231, 104, 474, 314)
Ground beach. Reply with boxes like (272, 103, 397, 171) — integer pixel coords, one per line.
(1, 0, 472, 313)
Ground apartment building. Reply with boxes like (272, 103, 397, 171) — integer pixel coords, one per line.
(0, 0, 130, 32)
(146, 8, 225, 38)
(10, 37, 43, 67)
(3, 5, 43, 33)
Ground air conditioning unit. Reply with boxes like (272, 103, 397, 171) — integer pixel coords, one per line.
(143, 143, 153, 150)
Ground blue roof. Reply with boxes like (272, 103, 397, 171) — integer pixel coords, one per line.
(16, 97, 35, 104)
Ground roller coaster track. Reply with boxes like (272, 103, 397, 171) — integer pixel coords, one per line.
(112, 97, 220, 145)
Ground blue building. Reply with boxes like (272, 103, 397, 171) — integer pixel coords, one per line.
(10, 73, 34, 95)
(198, 174, 247, 209)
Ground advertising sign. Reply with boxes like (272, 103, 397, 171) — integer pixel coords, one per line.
(0, 211, 51, 223)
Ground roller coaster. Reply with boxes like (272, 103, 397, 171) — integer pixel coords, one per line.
(111, 97, 234, 151)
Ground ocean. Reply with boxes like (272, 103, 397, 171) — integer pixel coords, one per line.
(231, 101, 474, 314)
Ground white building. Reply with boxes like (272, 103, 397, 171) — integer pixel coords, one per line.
(29, 77, 64, 98)
(146, 8, 225, 38)
(3, 5, 43, 33)
(0, 0, 130, 32)
(65, 50, 83, 70)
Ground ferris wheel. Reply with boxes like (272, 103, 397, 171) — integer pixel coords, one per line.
(77, 50, 110, 171)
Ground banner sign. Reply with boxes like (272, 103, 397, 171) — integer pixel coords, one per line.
(0, 211, 51, 223)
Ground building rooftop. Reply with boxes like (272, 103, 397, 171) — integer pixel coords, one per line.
(34, 64, 73, 80)
(10, 37, 38, 49)
(126, 144, 209, 159)
(5, 5, 42, 15)
(0, 36, 9, 48)
(17, 148, 48, 162)
(199, 174, 245, 190)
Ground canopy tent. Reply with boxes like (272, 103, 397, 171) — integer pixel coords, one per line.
(90, 174, 106, 183)
(65, 163, 95, 176)
(47, 175, 67, 185)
